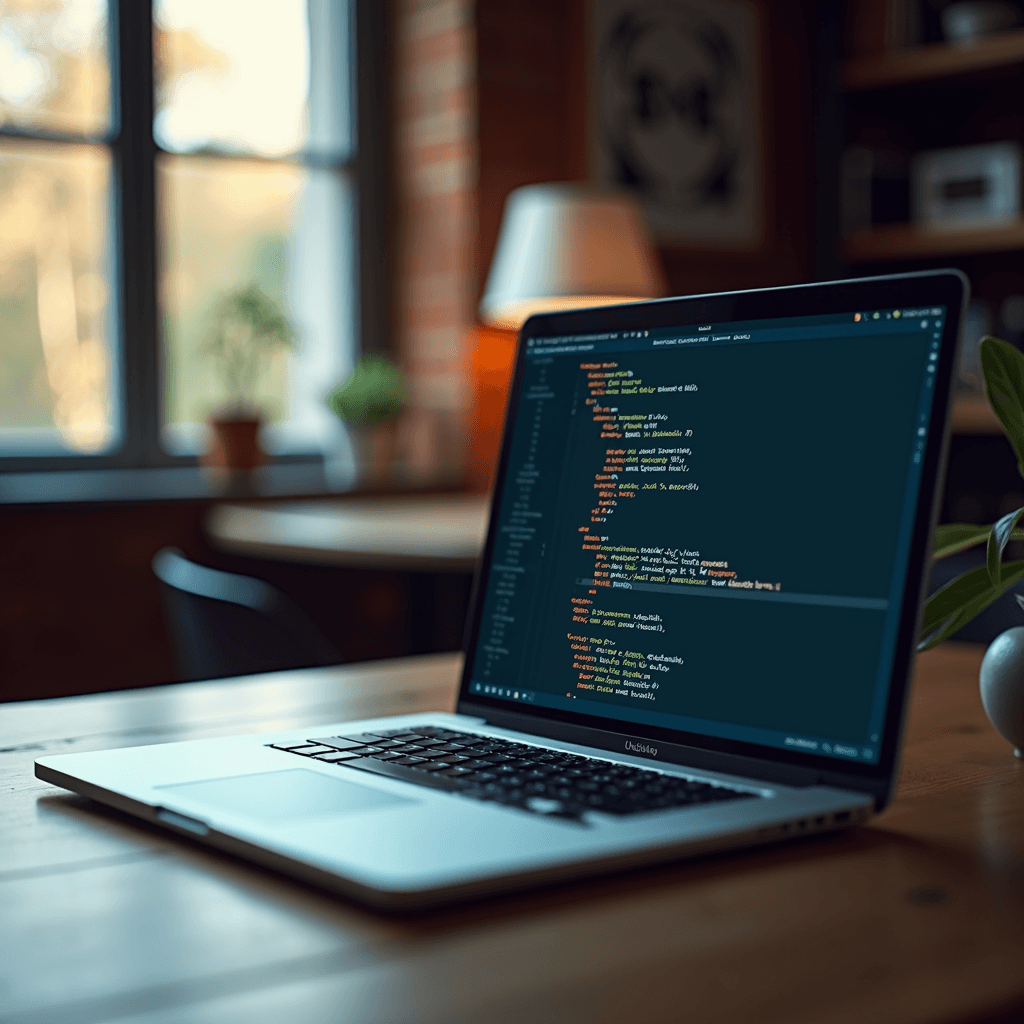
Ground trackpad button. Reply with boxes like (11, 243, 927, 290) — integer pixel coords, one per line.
(158, 769, 416, 821)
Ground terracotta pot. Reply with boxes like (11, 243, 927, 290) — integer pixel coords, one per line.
(348, 419, 399, 489)
(204, 416, 264, 470)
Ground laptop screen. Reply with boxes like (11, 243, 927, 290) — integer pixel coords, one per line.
(463, 297, 950, 769)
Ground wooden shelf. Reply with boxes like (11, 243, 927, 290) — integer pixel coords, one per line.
(843, 220, 1024, 262)
(843, 29, 1024, 91)
(951, 395, 1001, 434)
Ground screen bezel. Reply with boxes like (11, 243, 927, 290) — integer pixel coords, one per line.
(457, 270, 968, 805)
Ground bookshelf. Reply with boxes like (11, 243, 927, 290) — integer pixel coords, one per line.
(832, 7, 1024, 439)
(843, 27, 1024, 91)
(843, 220, 1024, 263)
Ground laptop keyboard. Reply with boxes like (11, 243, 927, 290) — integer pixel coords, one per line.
(268, 726, 758, 822)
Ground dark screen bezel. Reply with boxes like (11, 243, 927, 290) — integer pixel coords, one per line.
(456, 270, 967, 797)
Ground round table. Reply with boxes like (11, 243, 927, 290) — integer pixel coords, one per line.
(204, 493, 491, 572)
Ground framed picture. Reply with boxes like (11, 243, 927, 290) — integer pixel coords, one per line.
(591, 0, 763, 248)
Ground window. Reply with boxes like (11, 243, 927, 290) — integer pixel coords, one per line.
(0, 0, 384, 476)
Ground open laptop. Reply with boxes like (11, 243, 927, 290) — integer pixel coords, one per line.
(36, 270, 967, 909)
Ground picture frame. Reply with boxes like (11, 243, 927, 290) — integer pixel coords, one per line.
(590, 0, 763, 249)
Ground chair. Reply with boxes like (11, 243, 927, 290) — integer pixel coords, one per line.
(152, 548, 340, 681)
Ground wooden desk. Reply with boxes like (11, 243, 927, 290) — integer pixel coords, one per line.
(5, 644, 1024, 1024)
(205, 494, 491, 572)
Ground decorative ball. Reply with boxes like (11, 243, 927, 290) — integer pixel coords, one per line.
(979, 627, 1024, 759)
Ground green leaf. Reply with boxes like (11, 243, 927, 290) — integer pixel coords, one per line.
(980, 335, 1024, 477)
(989, 506, 1024, 583)
(921, 561, 999, 637)
(919, 558, 1024, 650)
(933, 522, 992, 560)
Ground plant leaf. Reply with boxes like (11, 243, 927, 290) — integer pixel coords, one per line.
(921, 561, 1000, 637)
(989, 506, 1024, 583)
(980, 335, 1024, 477)
(919, 558, 1024, 650)
(933, 522, 992, 559)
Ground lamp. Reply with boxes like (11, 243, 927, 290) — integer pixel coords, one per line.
(480, 183, 665, 329)
(466, 184, 664, 491)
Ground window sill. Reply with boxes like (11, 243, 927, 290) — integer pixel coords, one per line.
(0, 462, 335, 507)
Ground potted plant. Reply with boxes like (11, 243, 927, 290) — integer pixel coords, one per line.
(202, 283, 296, 470)
(921, 336, 1024, 649)
(327, 355, 410, 487)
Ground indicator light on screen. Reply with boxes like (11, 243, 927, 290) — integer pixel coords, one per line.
(854, 313, 862, 321)
(893, 309, 901, 318)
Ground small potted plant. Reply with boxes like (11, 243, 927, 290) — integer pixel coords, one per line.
(925, 335, 1024, 756)
(327, 355, 410, 487)
(202, 283, 296, 470)
(922, 336, 1024, 647)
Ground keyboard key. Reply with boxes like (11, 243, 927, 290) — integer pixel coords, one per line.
(283, 745, 337, 757)
(306, 737, 373, 751)
(391, 756, 428, 766)
(342, 757, 468, 792)
(314, 751, 362, 762)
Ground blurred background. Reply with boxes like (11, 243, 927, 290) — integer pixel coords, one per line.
(2, 0, 1024, 700)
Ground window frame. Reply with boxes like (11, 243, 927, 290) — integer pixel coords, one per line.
(0, 0, 388, 477)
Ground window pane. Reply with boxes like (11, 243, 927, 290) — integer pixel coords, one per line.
(154, 0, 311, 158)
(0, 139, 117, 454)
(159, 155, 353, 455)
(0, 0, 110, 137)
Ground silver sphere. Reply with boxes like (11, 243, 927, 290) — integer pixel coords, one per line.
(979, 627, 1024, 758)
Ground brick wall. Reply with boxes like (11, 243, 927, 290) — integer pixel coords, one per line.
(393, 0, 477, 483)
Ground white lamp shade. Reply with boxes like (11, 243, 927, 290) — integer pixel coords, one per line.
(479, 183, 665, 329)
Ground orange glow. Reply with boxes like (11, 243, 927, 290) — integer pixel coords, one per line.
(484, 295, 651, 331)
(466, 323, 517, 493)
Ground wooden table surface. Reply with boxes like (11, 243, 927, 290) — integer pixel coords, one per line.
(204, 494, 491, 571)
(4, 644, 1024, 1024)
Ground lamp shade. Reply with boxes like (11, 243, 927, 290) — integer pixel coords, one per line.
(479, 183, 665, 329)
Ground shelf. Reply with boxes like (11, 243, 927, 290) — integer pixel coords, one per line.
(951, 395, 1002, 435)
(842, 220, 1024, 262)
(843, 29, 1024, 91)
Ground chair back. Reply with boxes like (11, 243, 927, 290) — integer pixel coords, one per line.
(153, 548, 339, 681)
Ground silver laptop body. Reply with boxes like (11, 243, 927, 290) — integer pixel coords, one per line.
(36, 271, 967, 908)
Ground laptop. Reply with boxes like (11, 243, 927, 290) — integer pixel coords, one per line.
(36, 269, 967, 909)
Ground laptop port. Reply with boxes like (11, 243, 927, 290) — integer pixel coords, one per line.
(834, 811, 852, 825)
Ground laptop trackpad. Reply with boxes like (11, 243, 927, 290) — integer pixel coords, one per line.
(158, 768, 417, 821)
